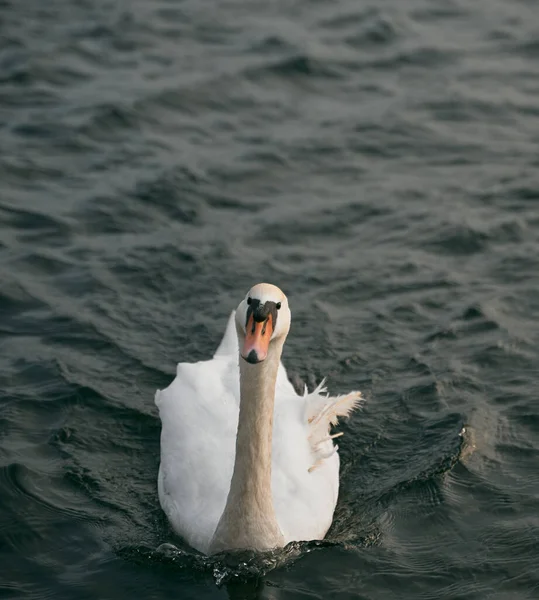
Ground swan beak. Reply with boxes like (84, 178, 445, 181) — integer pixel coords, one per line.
(242, 315, 273, 364)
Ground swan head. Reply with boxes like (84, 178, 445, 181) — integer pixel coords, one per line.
(235, 283, 291, 364)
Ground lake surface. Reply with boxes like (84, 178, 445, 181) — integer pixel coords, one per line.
(1, 0, 539, 598)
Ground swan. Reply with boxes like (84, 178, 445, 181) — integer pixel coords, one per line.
(155, 283, 362, 555)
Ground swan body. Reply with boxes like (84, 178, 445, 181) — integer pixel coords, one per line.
(156, 284, 361, 555)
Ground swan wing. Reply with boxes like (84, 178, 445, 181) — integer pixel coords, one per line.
(272, 383, 362, 543)
(156, 351, 240, 554)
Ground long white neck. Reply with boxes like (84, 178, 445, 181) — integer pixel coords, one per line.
(209, 338, 285, 554)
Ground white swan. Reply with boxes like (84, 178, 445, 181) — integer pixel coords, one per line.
(155, 283, 362, 554)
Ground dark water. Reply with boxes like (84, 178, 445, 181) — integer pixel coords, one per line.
(1, 0, 539, 598)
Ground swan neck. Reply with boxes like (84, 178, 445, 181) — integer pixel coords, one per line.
(209, 338, 284, 553)
(237, 341, 281, 493)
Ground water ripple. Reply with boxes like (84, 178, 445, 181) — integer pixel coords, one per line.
(1, 0, 539, 598)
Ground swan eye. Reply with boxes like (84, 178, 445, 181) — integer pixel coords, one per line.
(276, 302, 281, 310)
(247, 297, 252, 305)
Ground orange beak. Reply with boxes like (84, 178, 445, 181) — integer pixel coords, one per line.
(242, 314, 274, 364)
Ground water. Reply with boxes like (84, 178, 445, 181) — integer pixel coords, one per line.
(1, 0, 539, 598)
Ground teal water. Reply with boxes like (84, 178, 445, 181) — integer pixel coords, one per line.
(1, 1, 539, 598)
